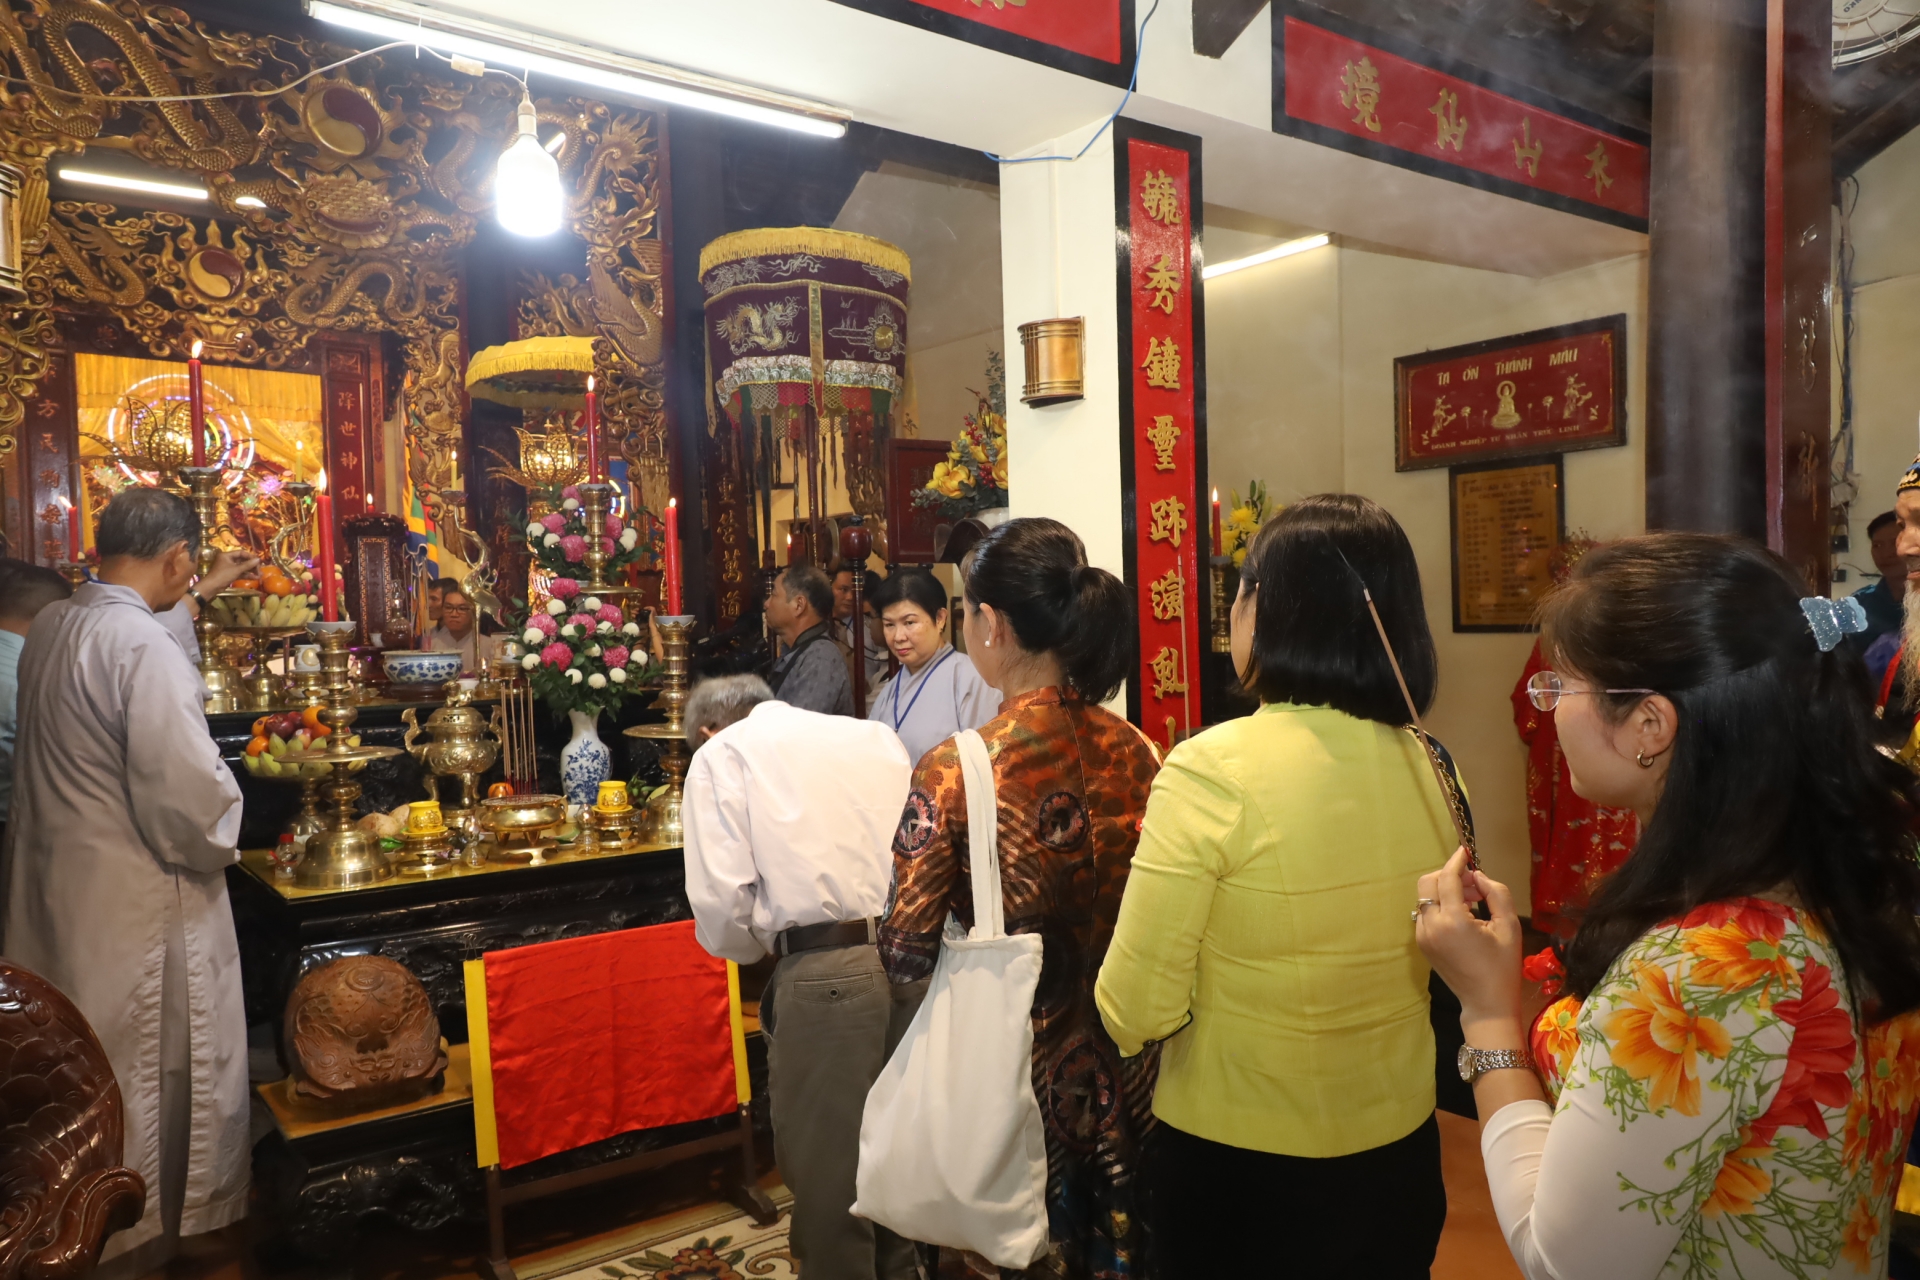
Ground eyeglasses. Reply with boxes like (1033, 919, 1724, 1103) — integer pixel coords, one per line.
(1525, 669, 1657, 712)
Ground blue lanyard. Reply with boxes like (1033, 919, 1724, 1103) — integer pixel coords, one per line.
(890, 647, 955, 732)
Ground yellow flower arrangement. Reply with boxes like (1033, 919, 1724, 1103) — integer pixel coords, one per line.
(914, 353, 1011, 521)
(1219, 479, 1272, 568)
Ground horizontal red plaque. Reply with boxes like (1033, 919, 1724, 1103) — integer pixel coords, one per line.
(1281, 15, 1648, 225)
(830, 0, 1130, 82)
(1395, 315, 1626, 472)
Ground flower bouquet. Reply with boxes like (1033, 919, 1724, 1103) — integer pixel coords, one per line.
(912, 398, 1009, 521)
(1220, 480, 1272, 569)
(512, 577, 652, 714)
(523, 484, 644, 574)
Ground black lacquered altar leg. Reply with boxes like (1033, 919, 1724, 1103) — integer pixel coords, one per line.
(477, 1165, 519, 1280)
(728, 1104, 779, 1227)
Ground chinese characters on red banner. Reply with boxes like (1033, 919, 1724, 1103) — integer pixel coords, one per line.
(1125, 138, 1202, 753)
(1282, 17, 1649, 222)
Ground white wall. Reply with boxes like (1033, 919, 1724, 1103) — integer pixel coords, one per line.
(1200, 224, 1649, 895)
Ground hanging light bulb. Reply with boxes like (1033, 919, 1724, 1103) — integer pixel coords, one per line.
(496, 91, 562, 237)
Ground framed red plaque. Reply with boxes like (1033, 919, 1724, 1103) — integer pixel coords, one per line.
(1395, 315, 1625, 472)
(830, 0, 1134, 86)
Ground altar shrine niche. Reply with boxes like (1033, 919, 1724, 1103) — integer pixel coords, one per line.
(0, 1, 670, 586)
(700, 228, 909, 623)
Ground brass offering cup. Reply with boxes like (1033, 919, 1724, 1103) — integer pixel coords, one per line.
(479, 793, 566, 864)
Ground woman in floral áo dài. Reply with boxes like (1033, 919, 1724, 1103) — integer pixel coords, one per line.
(1419, 533, 1920, 1280)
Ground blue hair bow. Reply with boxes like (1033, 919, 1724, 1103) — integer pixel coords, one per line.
(1800, 595, 1869, 653)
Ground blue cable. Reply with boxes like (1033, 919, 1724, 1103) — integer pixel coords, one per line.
(982, 0, 1162, 166)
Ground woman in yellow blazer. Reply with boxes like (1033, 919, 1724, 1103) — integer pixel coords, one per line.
(1096, 494, 1459, 1279)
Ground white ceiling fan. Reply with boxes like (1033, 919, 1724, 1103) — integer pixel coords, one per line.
(1834, 0, 1920, 65)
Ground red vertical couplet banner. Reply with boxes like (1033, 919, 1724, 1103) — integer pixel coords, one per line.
(1122, 133, 1204, 754)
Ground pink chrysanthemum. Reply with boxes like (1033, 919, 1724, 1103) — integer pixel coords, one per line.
(567, 614, 594, 631)
(539, 642, 572, 668)
(605, 514, 624, 537)
(528, 612, 558, 637)
(548, 578, 580, 601)
(559, 534, 587, 563)
(595, 604, 623, 625)
(599, 536, 617, 557)
(604, 645, 630, 669)
(561, 484, 581, 500)
(540, 511, 567, 534)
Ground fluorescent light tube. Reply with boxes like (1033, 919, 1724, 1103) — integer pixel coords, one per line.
(1201, 233, 1331, 280)
(56, 168, 209, 201)
(306, 0, 848, 138)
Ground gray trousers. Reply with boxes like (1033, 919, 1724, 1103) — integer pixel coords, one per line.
(764, 943, 918, 1280)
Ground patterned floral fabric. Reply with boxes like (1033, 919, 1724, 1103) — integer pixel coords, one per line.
(1529, 898, 1920, 1276)
(879, 687, 1162, 1280)
(1512, 642, 1639, 936)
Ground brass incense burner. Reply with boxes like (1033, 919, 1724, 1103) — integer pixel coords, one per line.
(478, 793, 566, 863)
(401, 681, 500, 811)
(283, 623, 402, 888)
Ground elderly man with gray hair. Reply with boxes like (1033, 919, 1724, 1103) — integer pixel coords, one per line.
(4, 485, 258, 1278)
(680, 673, 914, 1280)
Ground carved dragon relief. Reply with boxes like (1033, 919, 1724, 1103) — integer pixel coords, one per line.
(0, 1, 666, 534)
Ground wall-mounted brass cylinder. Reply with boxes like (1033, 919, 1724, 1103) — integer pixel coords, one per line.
(1018, 317, 1085, 406)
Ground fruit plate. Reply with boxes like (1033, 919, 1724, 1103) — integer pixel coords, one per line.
(220, 625, 310, 640)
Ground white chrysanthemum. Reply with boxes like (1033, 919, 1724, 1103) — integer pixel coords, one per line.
(609, 667, 627, 684)
(586, 644, 602, 657)
(542, 532, 560, 547)
(562, 497, 580, 511)
(566, 668, 583, 684)
(560, 624, 578, 638)
(583, 596, 602, 612)
(587, 673, 607, 690)
(546, 599, 568, 616)
(622, 622, 641, 637)
(619, 527, 638, 550)
(522, 627, 543, 645)
(521, 653, 539, 670)
(525, 522, 544, 539)
(596, 620, 613, 634)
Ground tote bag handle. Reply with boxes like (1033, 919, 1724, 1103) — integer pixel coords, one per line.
(953, 729, 1004, 941)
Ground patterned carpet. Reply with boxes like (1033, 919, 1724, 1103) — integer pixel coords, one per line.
(535, 1191, 795, 1280)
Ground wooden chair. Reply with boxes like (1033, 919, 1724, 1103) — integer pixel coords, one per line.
(0, 960, 145, 1278)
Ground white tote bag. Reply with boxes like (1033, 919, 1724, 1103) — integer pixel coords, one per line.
(851, 729, 1051, 1270)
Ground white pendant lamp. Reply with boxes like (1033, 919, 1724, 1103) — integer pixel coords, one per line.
(496, 93, 563, 237)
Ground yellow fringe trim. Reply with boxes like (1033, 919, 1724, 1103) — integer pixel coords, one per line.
(699, 226, 911, 284)
(464, 336, 597, 409)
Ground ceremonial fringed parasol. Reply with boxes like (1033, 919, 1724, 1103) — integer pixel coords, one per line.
(700, 228, 910, 565)
(465, 336, 596, 410)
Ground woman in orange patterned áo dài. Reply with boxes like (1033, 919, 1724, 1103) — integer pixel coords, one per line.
(879, 517, 1161, 1280)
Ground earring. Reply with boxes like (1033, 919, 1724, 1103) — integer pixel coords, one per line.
(1636, 750, 1656, 768)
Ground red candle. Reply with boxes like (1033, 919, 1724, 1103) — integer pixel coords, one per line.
(664, 497, 682, 615)
(64, 497, 79, 562)
(1211, 488, 1222, 554)
(188, 339, 206, 468)
(584, 375, 600, 481)
(315, 470, 338, 622)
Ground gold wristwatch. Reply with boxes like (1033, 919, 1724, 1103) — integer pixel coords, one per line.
(1458, 1044, 1532, 1083)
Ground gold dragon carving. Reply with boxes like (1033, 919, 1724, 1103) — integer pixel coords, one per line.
(0, 0, 665, 528)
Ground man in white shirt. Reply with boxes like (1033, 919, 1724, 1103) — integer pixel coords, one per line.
(681, 675, 912, 1280)
(426, 586, 494, 673)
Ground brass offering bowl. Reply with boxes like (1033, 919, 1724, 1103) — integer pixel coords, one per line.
(479, 793, 566, 863)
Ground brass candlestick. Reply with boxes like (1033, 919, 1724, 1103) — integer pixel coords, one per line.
(579, 482, 613, 594)
(57, 562, 89, 590)
(284, 623, 402, 888)
(179, 465, 245, 713)
(624, 614, 694, 847)
(1209, 556, 1233, 654)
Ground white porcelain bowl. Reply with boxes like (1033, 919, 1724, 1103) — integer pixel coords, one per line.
(382, 650, 463, 684)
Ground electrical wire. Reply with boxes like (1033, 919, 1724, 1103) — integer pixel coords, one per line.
(983, 0, 1162, 166)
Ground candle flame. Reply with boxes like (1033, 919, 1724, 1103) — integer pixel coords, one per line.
(190, 338, 203, 359)
(54, 493, 71, 512)
(1212, 488, 1219, 503)
(313, 467, 328, 493)
(587, 375, 595, 393)
(668, 497, 677, 510)
(366, 493, 374, 507)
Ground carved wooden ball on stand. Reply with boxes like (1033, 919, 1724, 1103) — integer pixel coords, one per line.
(283, 954, 447, 1109)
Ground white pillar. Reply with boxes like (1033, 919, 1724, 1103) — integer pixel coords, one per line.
(999, 131, 1125, 580)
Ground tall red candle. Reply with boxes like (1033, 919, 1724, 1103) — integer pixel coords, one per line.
(1211, 488, 1222, 554)
(314, 470, 338, 622)
(64, 497, 79, 562)
(187, 339, 206, 468)
(584, 375, 600, 481)
(664, 497, 682, 615)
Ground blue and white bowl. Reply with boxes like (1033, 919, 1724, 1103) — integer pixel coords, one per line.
(382, 650, 464, 685)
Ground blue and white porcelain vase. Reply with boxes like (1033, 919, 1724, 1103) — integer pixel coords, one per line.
(559, 708, 611, 808)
